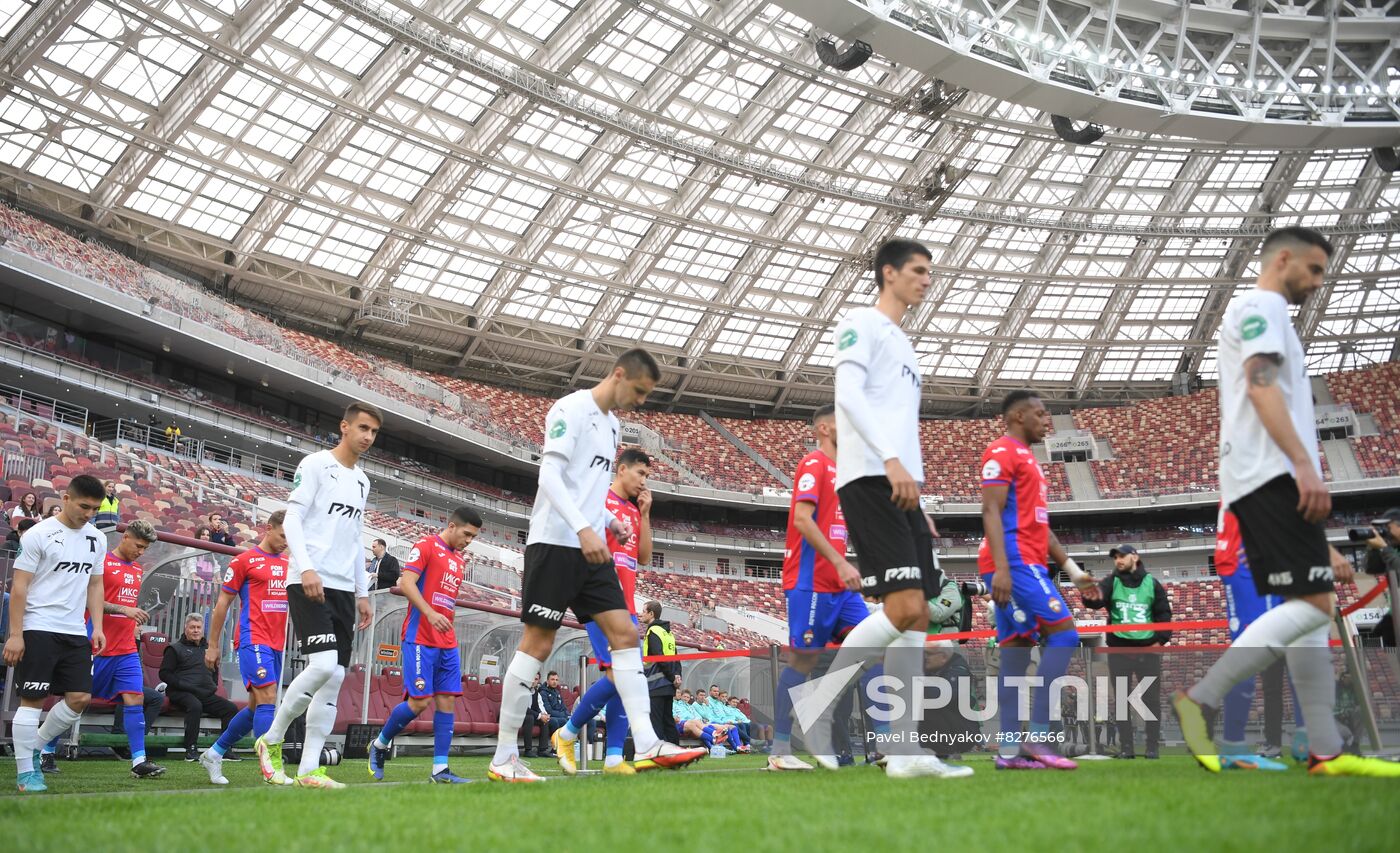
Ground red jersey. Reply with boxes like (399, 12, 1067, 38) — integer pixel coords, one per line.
(782, 450, 847, 592)
(1215, 504, 1243, 577)
(977, 436, 1050, 571)
(402, 534, 465, 648)
(222, 546, 290, 650)
(99, 552, 143, 657)
(605, 490, 640, 615)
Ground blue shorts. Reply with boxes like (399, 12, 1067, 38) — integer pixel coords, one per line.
(92, 653, 143, 700)
(785, 589, 868, 649)
(981, 562, 1073, 645)
(585, 614, 639, 668)
(402, 642, 462, 698)
(1221, 556, 1281, 640)
(238, 644, 283, 690)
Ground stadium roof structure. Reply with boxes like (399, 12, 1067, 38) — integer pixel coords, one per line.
(0, 0, 1396, 417)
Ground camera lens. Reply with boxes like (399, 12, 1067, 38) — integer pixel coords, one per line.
(1347, 528, 1376, 542)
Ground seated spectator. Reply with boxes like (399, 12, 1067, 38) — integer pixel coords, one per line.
(535, 671, 570, 751)
(95, 481, 121, 529)
(44, 504, 61, 519)
(521, 673, 554, 758)
(4, 516, 36, 556)
(9, 491, 39, 526)
(159, 613, 238, 761)
(917, 641, 979, 760)
(206, 513, 236, 547)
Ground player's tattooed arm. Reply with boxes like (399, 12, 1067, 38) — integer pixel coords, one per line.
(1245, 353, 1282, 388)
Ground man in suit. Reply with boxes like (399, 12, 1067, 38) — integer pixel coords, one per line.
(370, 539, 401, 591)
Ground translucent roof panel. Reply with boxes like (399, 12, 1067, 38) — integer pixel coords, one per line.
(0, 0, 1391, 413)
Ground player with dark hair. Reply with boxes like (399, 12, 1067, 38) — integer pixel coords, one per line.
(255, 402, 381, 788)
(1173, 226, 1398, 777)
(200, 510, 289, 785)
(488, 350, 704, 782)
(769, 404, 867, 771)
(90, 519, 165, 779)
(980, 391, 1091, 770)
(553, 447, 654, 775)
(368, 506, 482, 784)
(5, 474, 107, 793)
(799, 238, 972, 779)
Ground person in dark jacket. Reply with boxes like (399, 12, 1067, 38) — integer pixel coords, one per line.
(160, 614, 238, 761)
(206, 513, 236, 547)
(521, 673, 550, 758)
(370, 539, 401, 591)
(1082, 544, 1171, 759)
(918, 641, 979, 759)
(640, 601, 682, 744)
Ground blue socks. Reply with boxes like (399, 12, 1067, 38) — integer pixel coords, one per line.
(998, 646, 1031, 757)
(565, 677, 617, 738)
(700, 724, 717, 748)
(433, 711, 452, 773)
(253, 704, 275, 739)
(1222, 677, 1255, 745)
(773, 666, 808, 743)
(1032, 631, 1080, 733)
(124, 705, 147, 765)
(727, 726, 741, 750)
(375, 701, 422, 750)
(604, 695, 627, 761)
(213, 707, 254, 757)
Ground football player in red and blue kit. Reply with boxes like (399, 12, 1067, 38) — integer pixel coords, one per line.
(554, 448, 653, 775)
(369, 506, 482, 784)
(200, 511, 290, 785)
(90, 520, 166, 779)
(769, 405, 869, 771)
(980, 390, 1092, 771)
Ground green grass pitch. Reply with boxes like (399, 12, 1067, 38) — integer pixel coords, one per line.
(6, 752, 1397, 852)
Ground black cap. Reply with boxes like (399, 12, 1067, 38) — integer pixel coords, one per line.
(1375, 508, 1400, 524)
(1110, 544, 1144, 567)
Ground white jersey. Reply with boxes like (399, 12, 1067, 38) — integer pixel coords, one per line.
(832, 306, 924, 489)
(14, 516, 104, 636)
(286, 449, 371, 595)
(1217, 288, 1320, 504)
(528, 388, 620, 548)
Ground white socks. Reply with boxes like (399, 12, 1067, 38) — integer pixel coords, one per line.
(610, 646, 659, 753)
(493, 652, 543, 765)
(815, 610, 904, 699)
(1190, 599, 1329, 708)
(13, 706, 40, 774)
(36, 700, 81, 745)
(882, 631, 927, 770)
(1286, 623, 1343, 758)
(265, 650, 339, 744)
(298, 665, 346, 776)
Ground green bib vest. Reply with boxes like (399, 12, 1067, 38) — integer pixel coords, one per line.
(1110, 574, 1156, 641)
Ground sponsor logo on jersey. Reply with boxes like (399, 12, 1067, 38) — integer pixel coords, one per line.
(305, 633, 337, 646)
(261, 601, 288, 612)
(837, 329, 857, 350)
(829, 523, 847, 542)
(590, 455, 613, 471)
(900, 365, 921, 387)
(407, 547, 421, 565)
(54, 561, 94, 574)
(1241, 314, 1267, 340)
(884, 566, 920, 582)
(1035, 507, 1049, 523)
(432, 592, 457, 609)
(981, 460, 1002, 480)
(549, 419, 567, 439)
(223, 567, 236, 584)
(23, 681, 51, 691)
(797, 473, 816, 492)
(328, 502, 363, 520)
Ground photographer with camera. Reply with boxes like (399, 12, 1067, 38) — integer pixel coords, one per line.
(1351, 508, 1400, 647)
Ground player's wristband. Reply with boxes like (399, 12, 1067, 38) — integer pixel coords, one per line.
(1062, 558, 1090, 584)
